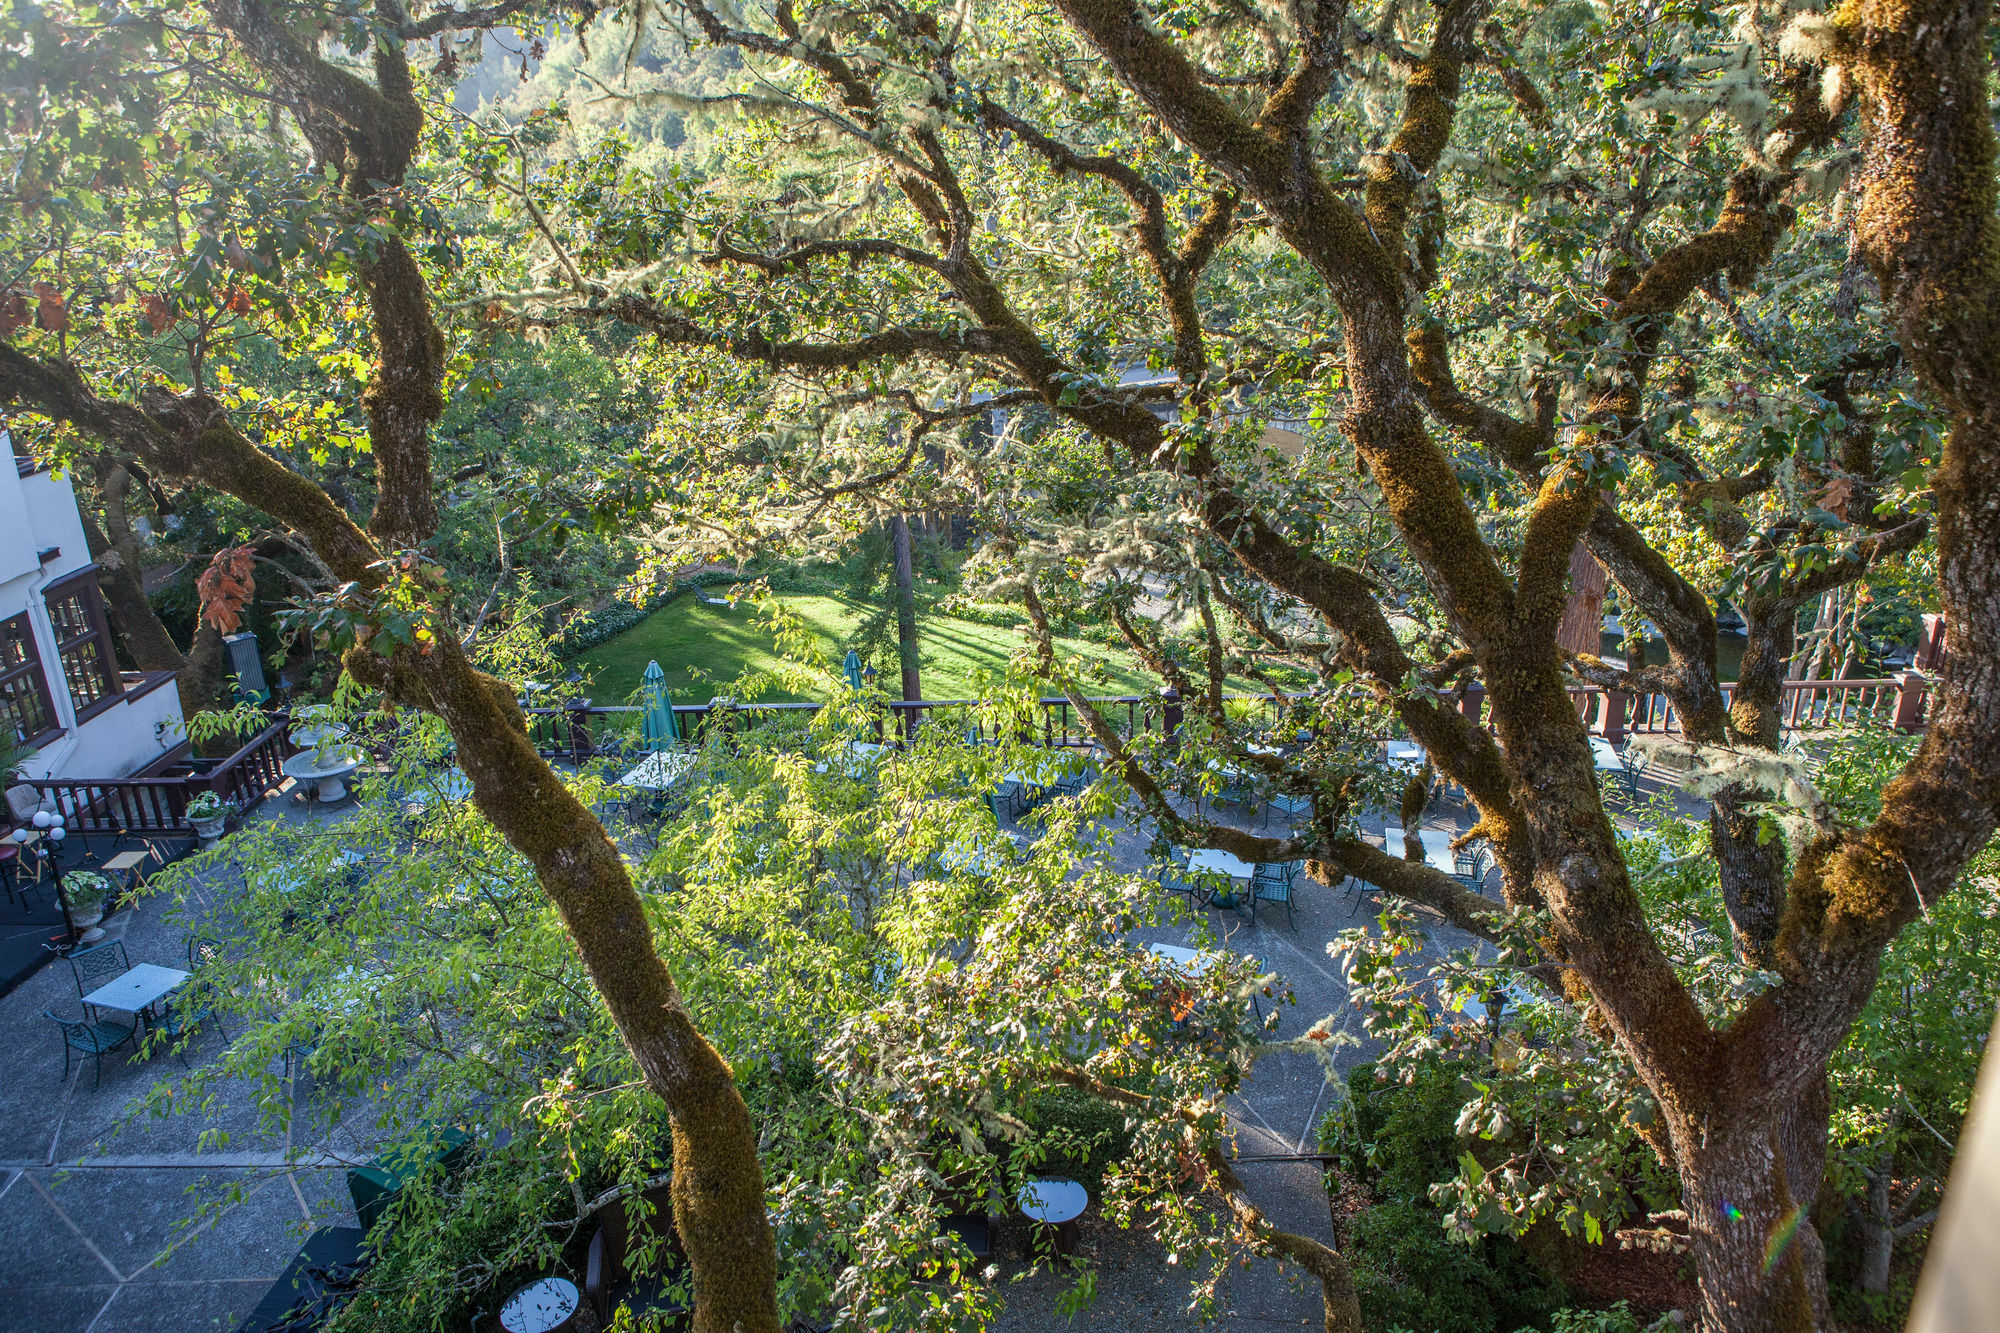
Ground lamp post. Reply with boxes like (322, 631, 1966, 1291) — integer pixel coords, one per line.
(11, 810, 80, 952)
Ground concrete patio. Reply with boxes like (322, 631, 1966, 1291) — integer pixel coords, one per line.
(0, 756, 1686, 1333)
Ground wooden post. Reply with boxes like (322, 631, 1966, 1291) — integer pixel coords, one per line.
(1160, 686, 1183, 743)
(1892, 670, 1928, 732)
(1605, 690, 1628, 744)
(1557, 542, 1609, 658)
(1458, 683, 1486, 728)
(566, 700, 595, 759)
(1918, 613, 1949, 670)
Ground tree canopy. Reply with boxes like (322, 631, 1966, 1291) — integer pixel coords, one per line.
(3, 1, 1999, 1331)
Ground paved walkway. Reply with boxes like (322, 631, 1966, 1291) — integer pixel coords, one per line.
(0, 813, 371, 1333)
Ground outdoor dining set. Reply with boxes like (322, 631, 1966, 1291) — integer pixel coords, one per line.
(42, 935, 225, 1088)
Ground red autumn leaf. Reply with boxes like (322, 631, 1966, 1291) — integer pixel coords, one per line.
(0, 289, 27, 338)
(1819, 475, 1855, 521)
(32, 281, 66, 332)
(140, 292, 176, 333)
(196, 546, 257, 633)
(225, 287, 253, 315)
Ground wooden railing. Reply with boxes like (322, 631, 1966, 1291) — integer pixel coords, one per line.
(201, 716, 299, 811)
(22, 715, 297, 838)
(1541, 674, 1926, 742)
(25, 775, 197, 839)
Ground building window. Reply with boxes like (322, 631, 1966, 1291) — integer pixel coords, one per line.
(43, 572, 122, 718)
(0, 612, 57, 745)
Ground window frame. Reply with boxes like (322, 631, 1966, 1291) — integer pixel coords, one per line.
(41, 568, 124, 724)
(0, 610, 60, 748)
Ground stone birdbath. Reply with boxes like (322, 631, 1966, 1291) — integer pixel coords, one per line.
(289, 721, 348, 750)
(281, 744, 365, 804)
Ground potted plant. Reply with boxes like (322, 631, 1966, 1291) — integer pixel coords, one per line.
(186, 791, 234, 845)
(63, 870, 114, 942)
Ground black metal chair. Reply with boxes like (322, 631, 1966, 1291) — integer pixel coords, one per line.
(67, 940, 131, 1019)
(44, 1009, 135, 1089)
(158, 937, 232, 1062)
(584, 1178, 693, 1327)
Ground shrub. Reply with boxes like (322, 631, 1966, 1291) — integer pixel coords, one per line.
(1016, 1086, 1136, 1193)
(1351, 1201, 1568, 1333)
(1326, 1059, 1475, 1206)
(1325, 1060, 1569, 1333)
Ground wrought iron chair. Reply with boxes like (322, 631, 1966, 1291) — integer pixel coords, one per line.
(1265, 790, 1311, 829)
(1249, 861, 1301, 928)
(67, 940, 132, 1019)
(1156, 846, 1197, 898)
(156, 936, 232, 1062)
(44, 1008, 136, 1089)
(990, 779, 1028, 822)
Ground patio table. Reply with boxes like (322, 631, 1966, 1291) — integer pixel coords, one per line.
(1379, 826, 1461, 878)
(1385, 739, 1426, 771)
(621, 750, 697, 790)
(1183, 849, 1255, 910)
(269, 849, 369, 893)
(405, 768, 473, 807)
(1186, 848, 1255, 881)
(1018, 1176, 1089, 1253)
(816, 741, 890, 776)
(81, 963, 189, 1021)
(939, 844, 1004, 875)
(1148, 942, 1214, 977)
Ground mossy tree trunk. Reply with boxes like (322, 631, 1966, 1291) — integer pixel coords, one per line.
(77, 460, 227, 711)
(0, 6, 783, 1329)
(620, 0, 2000, 1323)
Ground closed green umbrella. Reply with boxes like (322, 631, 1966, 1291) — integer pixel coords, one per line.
(640, 660, 679, 751)
(843, 649, 866, 693)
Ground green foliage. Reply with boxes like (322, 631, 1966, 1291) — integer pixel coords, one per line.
(0, 727, 27, 782)
(128, 621, 1301, 1329)
(1014, 1087, 1137, 1194)
(1326, 1062, 1570, 1333)
(1351, 1202, 1567, 1333)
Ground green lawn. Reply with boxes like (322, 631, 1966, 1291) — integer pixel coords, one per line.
(573, 592, 1168, 704)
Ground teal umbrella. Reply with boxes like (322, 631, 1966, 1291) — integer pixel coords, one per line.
(843, 649, 866, 693)
(640, 660, 679, 751)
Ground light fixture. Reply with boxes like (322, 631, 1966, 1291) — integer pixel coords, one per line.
(9, 829, 27, 844)
(47, 826, 65, 842)
(31, 810, 51, 828)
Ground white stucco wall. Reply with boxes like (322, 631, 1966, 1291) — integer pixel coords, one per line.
(3, 449, 186, 781)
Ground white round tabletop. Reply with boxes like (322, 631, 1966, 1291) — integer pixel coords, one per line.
(1017, 1176, 1088, 1225)
(499, 1276, 578, 1333)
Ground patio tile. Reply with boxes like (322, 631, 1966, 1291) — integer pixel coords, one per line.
(0, 1035, 73, 1163)
(0, 1171, 121, 1288)
(75, 1277, 270, 1333)
(32, 1168, 282, 1284)
(128, 1174, 304, 1285)
(52, 1068, 291, 1164)
(0, 1283, 118, 1333)
(291, 1167, 362, 1230)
